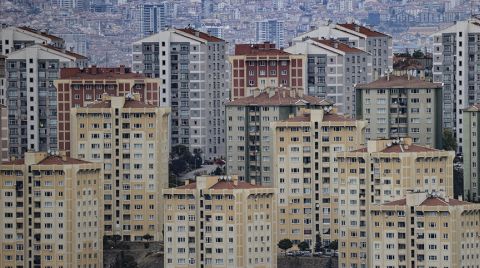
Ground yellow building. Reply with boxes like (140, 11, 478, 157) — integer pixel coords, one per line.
(271, 108, 366, 248)
(370, 191, 480, 268)
(70, 94, 170, 241)
(336, 138, 455, 268)
(0, 151, 102, 268)
(162, 175, 277, 268)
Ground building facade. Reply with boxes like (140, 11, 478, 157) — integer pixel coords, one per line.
(356, 75, 443, 148)
(0, 105, 8, 162)
(6, 44, 87, 158)
(369, 192, 480, 268)
(255, 19, 285, 48)
(271, 108, 365, 248)
(463, 103, 480, 201)
(138, 3, 174, 37)
(229, 43, 306, 100)
(336, 138, 454, 268)
(162, 175, 277, 268)
(432, 17, 480, 153)
(0, 26, 65, 56)
(226, 88, 333, 185)
(70, 94, 170, 241)
(132, 28, 228, 160)
(286, 38, 372, 115)
(54, 65, 164, 155)
(294, 23, 393, 80)
(0, 152, 103, 268)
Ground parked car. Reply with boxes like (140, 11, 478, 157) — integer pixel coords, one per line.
(313, 252, 322, 257)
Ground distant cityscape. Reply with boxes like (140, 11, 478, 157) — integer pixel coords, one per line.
(1, 1, 480, 268)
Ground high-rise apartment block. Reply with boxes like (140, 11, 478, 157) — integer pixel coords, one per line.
(70, 94, 170, 241)
(229, 43, 306, 99)
(6, 44, 87, 158)
(132, 28, 228, 160)
(294, 23, 392, 80)
(462, 103, 480, 201)
(138, 3, 174, 37)
(54, 65, 164, 155)
(336, 138, 454, 268)
(162, 175, 277, 267)
(369, 191, 480, 268)
(271, 108, 365, 247)
(0, 105, 8, 162)
(356, 75, 443, 148)
(432, 17, 480, 153)
(0, 152, 103, 268)
(0, 55, 5, 105)
(255, 19, 285, 48)
(286, 38, 372, 114)
(226, 88, 332, 185)
(0, 26, 65, 56)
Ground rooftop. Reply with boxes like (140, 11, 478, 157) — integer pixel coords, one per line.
(383, 196, 470, 207)
(226, 89, 332, 106)
(18, 26, 63, 41)
(36, 155, 90, 165)
(284, 111, 355, 123)
(312, 38, 365, 53)
(177, 28, 224, 42)
(174, 179, 263, 190)
(464, 103, 480, 112)
(337, 23, 389, 37)
(353, 143, 439, 153)
(84, 98, 157, 109)
(41, 44, 87, 60)
(59, 66, 145, 80)
(234, 42, 290, 56)
(356, 75, 441, 89)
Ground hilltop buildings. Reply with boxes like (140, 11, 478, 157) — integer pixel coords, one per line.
(70, 94, 170, 241)
(255, 19, 285, 48)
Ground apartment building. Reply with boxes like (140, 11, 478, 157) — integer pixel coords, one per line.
(132, 28, 228, 160)
(0, 55, 5, 105)
(432, 17, 480, 153)
(70, 94, 170, 241)
(54, 65, 165, 155)
(226, 88, 333, 185)
(336, 138, 454, 268)
(6, 44, 87, 158)
(229, 42, 306, 99)
(162, 175, 277, 268)
(255, 19, 285, 48)
(271, 108, 365, 248)
(138, 3, 173, 37)
(0, 105, 8, 162)
(0, 26, 65, 56)
(463, 103, 480, 201)
(369, 191, 480, 268)
(356, 75, 443, 148)
(286, 38, 372, 115)
(0, 151, 102, 268)
(294, 22, 393, 80)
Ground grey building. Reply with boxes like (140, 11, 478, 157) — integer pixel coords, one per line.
(255, 19, 285, 48)
(356, 75, 443, 149)
(286, 38, 372, 116)
(6, 44, 87, 157)
(432, 17, 480, 153)
(226, 87, 332, 185)
(138, 2, 174, 37)
(132, 28, 228, 160)
(463, 104, 480, 202)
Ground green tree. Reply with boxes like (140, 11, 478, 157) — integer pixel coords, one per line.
(112, 251, 138, 268)
(143, 233, 153, 241)
(442, 129, 457, 151)
(297, 241, 310, 251)
(212, 166, 225, 175)
(328, 240, 338, 250)
(278, 239, 293, 254)
(314, 234, 322, 252)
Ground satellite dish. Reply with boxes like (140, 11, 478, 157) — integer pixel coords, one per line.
(387, 143, 392, 147)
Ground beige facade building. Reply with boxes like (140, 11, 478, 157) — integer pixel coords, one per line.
(271, 108, 366, 248)
(356, 75, 443, 148)
(70, 94, 170, 241)
(336, 138, 455, 268)
(226, 87, 333, 185)
(369, 191, 480, 268)
(0, 152, 102, 268)
(0, 104, 8, 162)
(162, 175, 277, 268)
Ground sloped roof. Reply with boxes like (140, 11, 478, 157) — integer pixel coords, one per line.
(356, 75, 441, 89)
(37, 155, 90, 165)
(312, 38, 366, 53)
(226, 89, 332, 106)
(209, 180, 260, 189)
(337, 23, 389, 37)
(419, 197, 470, 206)
(383, 198, 407, 206)
(41, 44, 87, 59)
(1, 159, 25, 165)
(380, 144, 438, 153)
(464, 103, 480, 112)
(177, 28, 224, 42)
(18, 26, 63, 41)
(234, 44, 291, 56)
(85, 99, 157, 109)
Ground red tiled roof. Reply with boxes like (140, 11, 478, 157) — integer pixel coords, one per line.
(85, 99, 157, 109)
(351, 147, 368, 153)
(209, 180, 261, 189)
(337, 23, 389, 37)
(2, 159, 25, 165)
(464, 103, 480, 112)
(383, 198, 407, 206)
(356, 75, 441, 89)
(312, 38, 365, 53)
(285, 114, 311, 122)
(59, 67, 145, 80)
(322, 113, 355, 122)
(18, 26, 63, 41)
(177, 28, 224, 42)
(380, 144, 438, 153)
(234, 43, 291, 56)
(226, 89, 332, 106)
(419, 197, 470, 206)
(37, 155, 90, 165)
(41, 44, 87, 59)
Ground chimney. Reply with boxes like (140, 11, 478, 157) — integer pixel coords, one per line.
(60, 151, 67, 161)
(445, 196, 449, 203)
(355, 25, 360, 32)
(268, 89, 275, 98)
(184, 180, 190, 185)
(119, 65, 126, 74)
(250, 179, 256, 185)
(458, 195, 463, 201)
(233, 177, 238, 186)
(333, 42, 338, 49)
(195, 31, 200, 37)
(91, 65, 97, 75)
